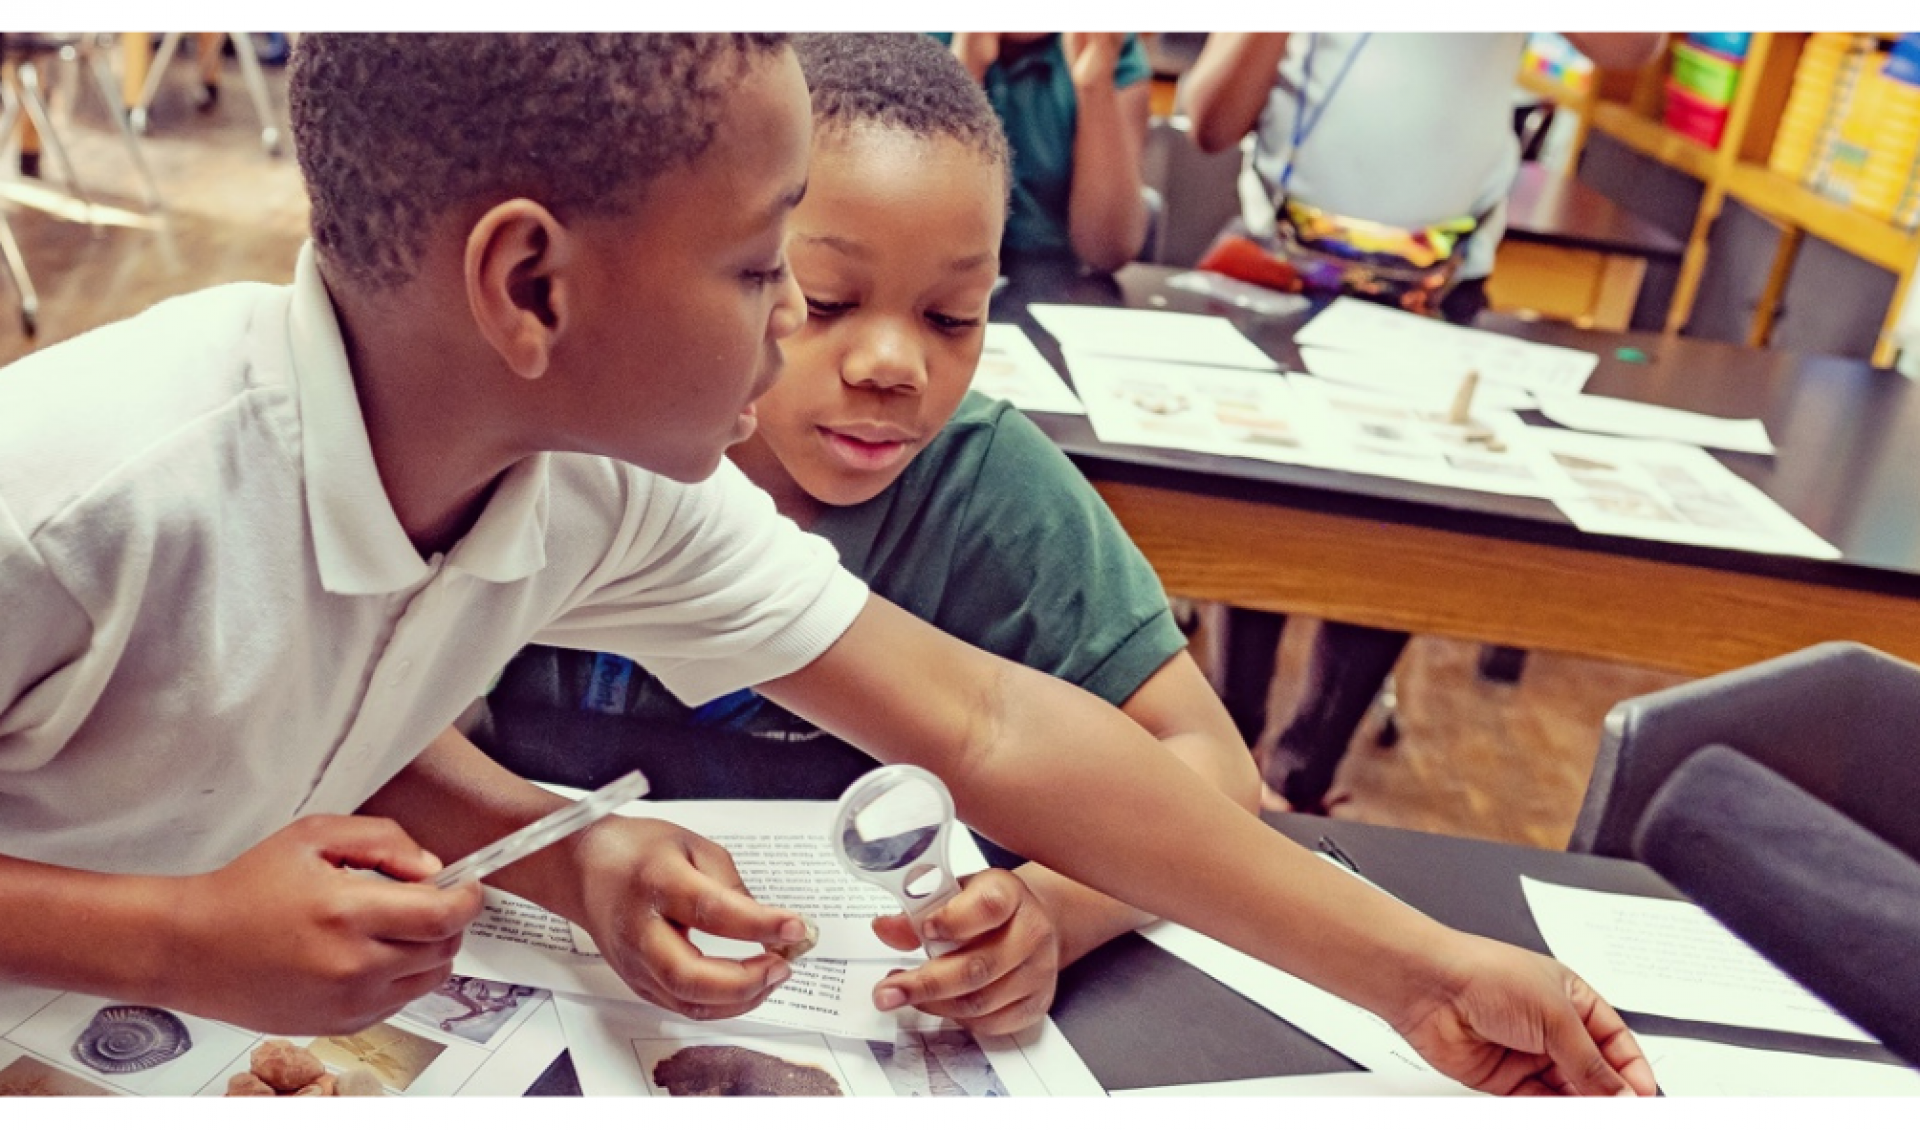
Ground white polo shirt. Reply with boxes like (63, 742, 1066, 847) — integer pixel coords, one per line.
(0, 244, 869, 876)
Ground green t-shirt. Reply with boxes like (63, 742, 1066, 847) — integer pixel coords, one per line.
(488, 392, 1185, 798)
(928, 33, 1152, 260)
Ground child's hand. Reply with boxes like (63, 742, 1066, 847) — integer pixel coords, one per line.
(868, 869, 1062, 1037)
(950, 33, 1002, 82)
(167, 815, 483, 1035)
(1063, 33, 1126, 89)
(570, 817, 806, 1021)
(1393, 934, 1658, 1096)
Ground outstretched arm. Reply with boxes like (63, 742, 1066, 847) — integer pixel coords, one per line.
(762, 594, 1656, 1095)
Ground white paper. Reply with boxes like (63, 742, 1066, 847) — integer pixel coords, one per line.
(1115, 1071, 1478, 1097)
(1029, 303, 1280, 371)
(1299, 344, 1539, 410)
(0, 975, 565, 1097)
(554, 991, 1103, 1097)
(1067, 352, 1345, 468)
(1295, 297, 1597, 395)
(1135, 921, 1473, 1091)
(1538, 392, 1776, 455)
(1534, 430, 1840, 559)
(973, 323, 1085, 415)
(1291, 376, 1578, 499)
(1521, 877, 1875, 1043)
(1637, 1035, 1920, 1097)
(454, 797, 994, 1043)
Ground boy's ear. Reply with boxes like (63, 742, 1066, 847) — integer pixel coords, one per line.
(463, 199, 575, 381)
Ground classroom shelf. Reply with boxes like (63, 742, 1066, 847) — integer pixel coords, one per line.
(1724, 163, 1920, 274)
(1516, 68, 1589, 111)
(1589, 101, 1718, 183)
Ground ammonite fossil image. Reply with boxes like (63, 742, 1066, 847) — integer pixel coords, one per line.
(71, 1005, 192, 1074)
(651, 1044, 843, 1096)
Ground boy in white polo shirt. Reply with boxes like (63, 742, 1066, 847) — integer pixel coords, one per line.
(0, 34, 1651, 1096)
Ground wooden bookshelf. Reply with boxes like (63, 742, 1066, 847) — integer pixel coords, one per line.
(1546, 32, 1919, 366)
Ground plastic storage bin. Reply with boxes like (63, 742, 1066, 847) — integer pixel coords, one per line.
(1664, 79, 1731, 148)
(1769, 33, 1876, 182)
(1671, 41, 1743, 106)
(1687, 33, 1752, 61)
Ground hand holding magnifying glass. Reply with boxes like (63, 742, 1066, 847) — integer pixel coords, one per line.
(831, 764, 964, 957)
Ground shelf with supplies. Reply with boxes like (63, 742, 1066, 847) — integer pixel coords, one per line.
(1534, 32, 1920, 366)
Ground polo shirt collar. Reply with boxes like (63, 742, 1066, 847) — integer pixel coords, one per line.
(286, 243, 550, 595)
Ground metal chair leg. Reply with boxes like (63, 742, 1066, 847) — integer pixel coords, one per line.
(0, 83, 38, 336)
(226, 33, 281, 156)
(13, 61, 95, 227)
(84, 44, 161, 209)
(129, 32, 185, 135)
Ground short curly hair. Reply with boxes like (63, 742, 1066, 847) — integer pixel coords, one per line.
(793, 34, 1009, 195)
(290, 33, 789, 292)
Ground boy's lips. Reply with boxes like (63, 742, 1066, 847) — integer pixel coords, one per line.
(819, 425, 914, 473)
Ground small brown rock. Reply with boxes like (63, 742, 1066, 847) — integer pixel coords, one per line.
(335, 1066, 384, 1097)
(225, 1072, 275, 1097)
(251, 1038, 327, 1093)
(765, 916, 819, 962)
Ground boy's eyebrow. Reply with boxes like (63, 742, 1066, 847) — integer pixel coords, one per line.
(796, 233, 996, 275)
(761, 179, 809, 227)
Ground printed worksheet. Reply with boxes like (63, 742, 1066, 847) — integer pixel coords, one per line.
(553, 990, 1103, 1097)
(0, 974, 565, 1097)
(1295, 296, 1597, 396)
(973, 323, 1085, 415)
(1066, 352, 1343, 469)
(1636, 1035, 1920, 1097)
(1531, 430, 1839, 558)
(1521, 877, 1874, 1043)
(453, 797, 994, 1043)
(1291, 376, 1577, 499)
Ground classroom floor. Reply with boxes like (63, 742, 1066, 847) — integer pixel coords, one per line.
(0, 53, 1694, 852)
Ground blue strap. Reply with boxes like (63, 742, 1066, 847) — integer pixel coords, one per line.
(1280, 32, 1372, 197)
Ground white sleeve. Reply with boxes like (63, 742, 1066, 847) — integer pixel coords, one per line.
(532, 459, 869, 706)
(0, 498, 96, 768)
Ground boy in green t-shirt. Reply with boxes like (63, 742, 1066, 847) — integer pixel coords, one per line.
(475, 35, 1655, 1099)
(488, 32, 1253, 1037)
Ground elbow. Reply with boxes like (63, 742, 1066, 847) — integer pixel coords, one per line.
(1188, 114, 1241, 156)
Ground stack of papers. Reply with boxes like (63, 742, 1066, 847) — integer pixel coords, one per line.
(973, 324, 1085, 416)
(1295, 297, 1597, 397)
(453, 793, 1106, 1097)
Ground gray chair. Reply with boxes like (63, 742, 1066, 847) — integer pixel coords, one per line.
(129, 33, 282, 156)
(1139, 115, 1243, 268)
(1634, 743, 1920, 1069)
(0, 77, 40, 336)
(1570, 640, 1920, 864)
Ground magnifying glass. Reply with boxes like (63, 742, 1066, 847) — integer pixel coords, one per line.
(831, 764, 963, 957)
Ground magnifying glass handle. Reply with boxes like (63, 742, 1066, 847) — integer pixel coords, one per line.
(905, 888, 963, 959)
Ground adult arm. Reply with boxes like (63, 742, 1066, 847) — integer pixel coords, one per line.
(1561, 33, 1666, 72)
(1181, 32, 1291, 154)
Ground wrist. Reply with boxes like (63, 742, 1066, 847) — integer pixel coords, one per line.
(122, 873, 197, 1007)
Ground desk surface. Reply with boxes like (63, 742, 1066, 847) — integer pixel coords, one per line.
(998, 261, 1920, 594)
(991, 260, 1920, 674)
(1503, 163, 1686, 262)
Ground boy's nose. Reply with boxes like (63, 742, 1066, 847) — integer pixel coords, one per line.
(844, 323, 926, 392)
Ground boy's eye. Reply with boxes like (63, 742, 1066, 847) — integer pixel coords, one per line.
(743, 260, 790, 288)
(805, 297, 854, 318)
(926, 311, 983, 334)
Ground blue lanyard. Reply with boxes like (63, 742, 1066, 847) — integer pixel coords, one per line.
(1280, 32, 1372, 196)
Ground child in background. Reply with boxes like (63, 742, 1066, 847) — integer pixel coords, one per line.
(485, 31, 1257, 1037)
(0, 34, 1651, 1097)
(930, 32, 1152, 272)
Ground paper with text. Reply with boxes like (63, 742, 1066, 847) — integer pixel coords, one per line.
(1298, 344, 1538, 410)
(453, 797, 994, 1042)
(1068, 353, 1343, 468)
(1636, 1035, 1920, 1097)
(1114, 1070, 1477, 1097)
(1295, 297, 1597, 395)
(554, 990, 1103, 1097)
(975, 323, 1086, 415)
(1532, 430, 1839, 558)
(1521, 877, 1875, 1043)
(1029, 303, 1280, 371)
(0, 976, 565, 1097)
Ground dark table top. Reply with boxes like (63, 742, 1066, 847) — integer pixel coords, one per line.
(990, 259, 1920, 599)
(1502, 163, 1686, 261)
